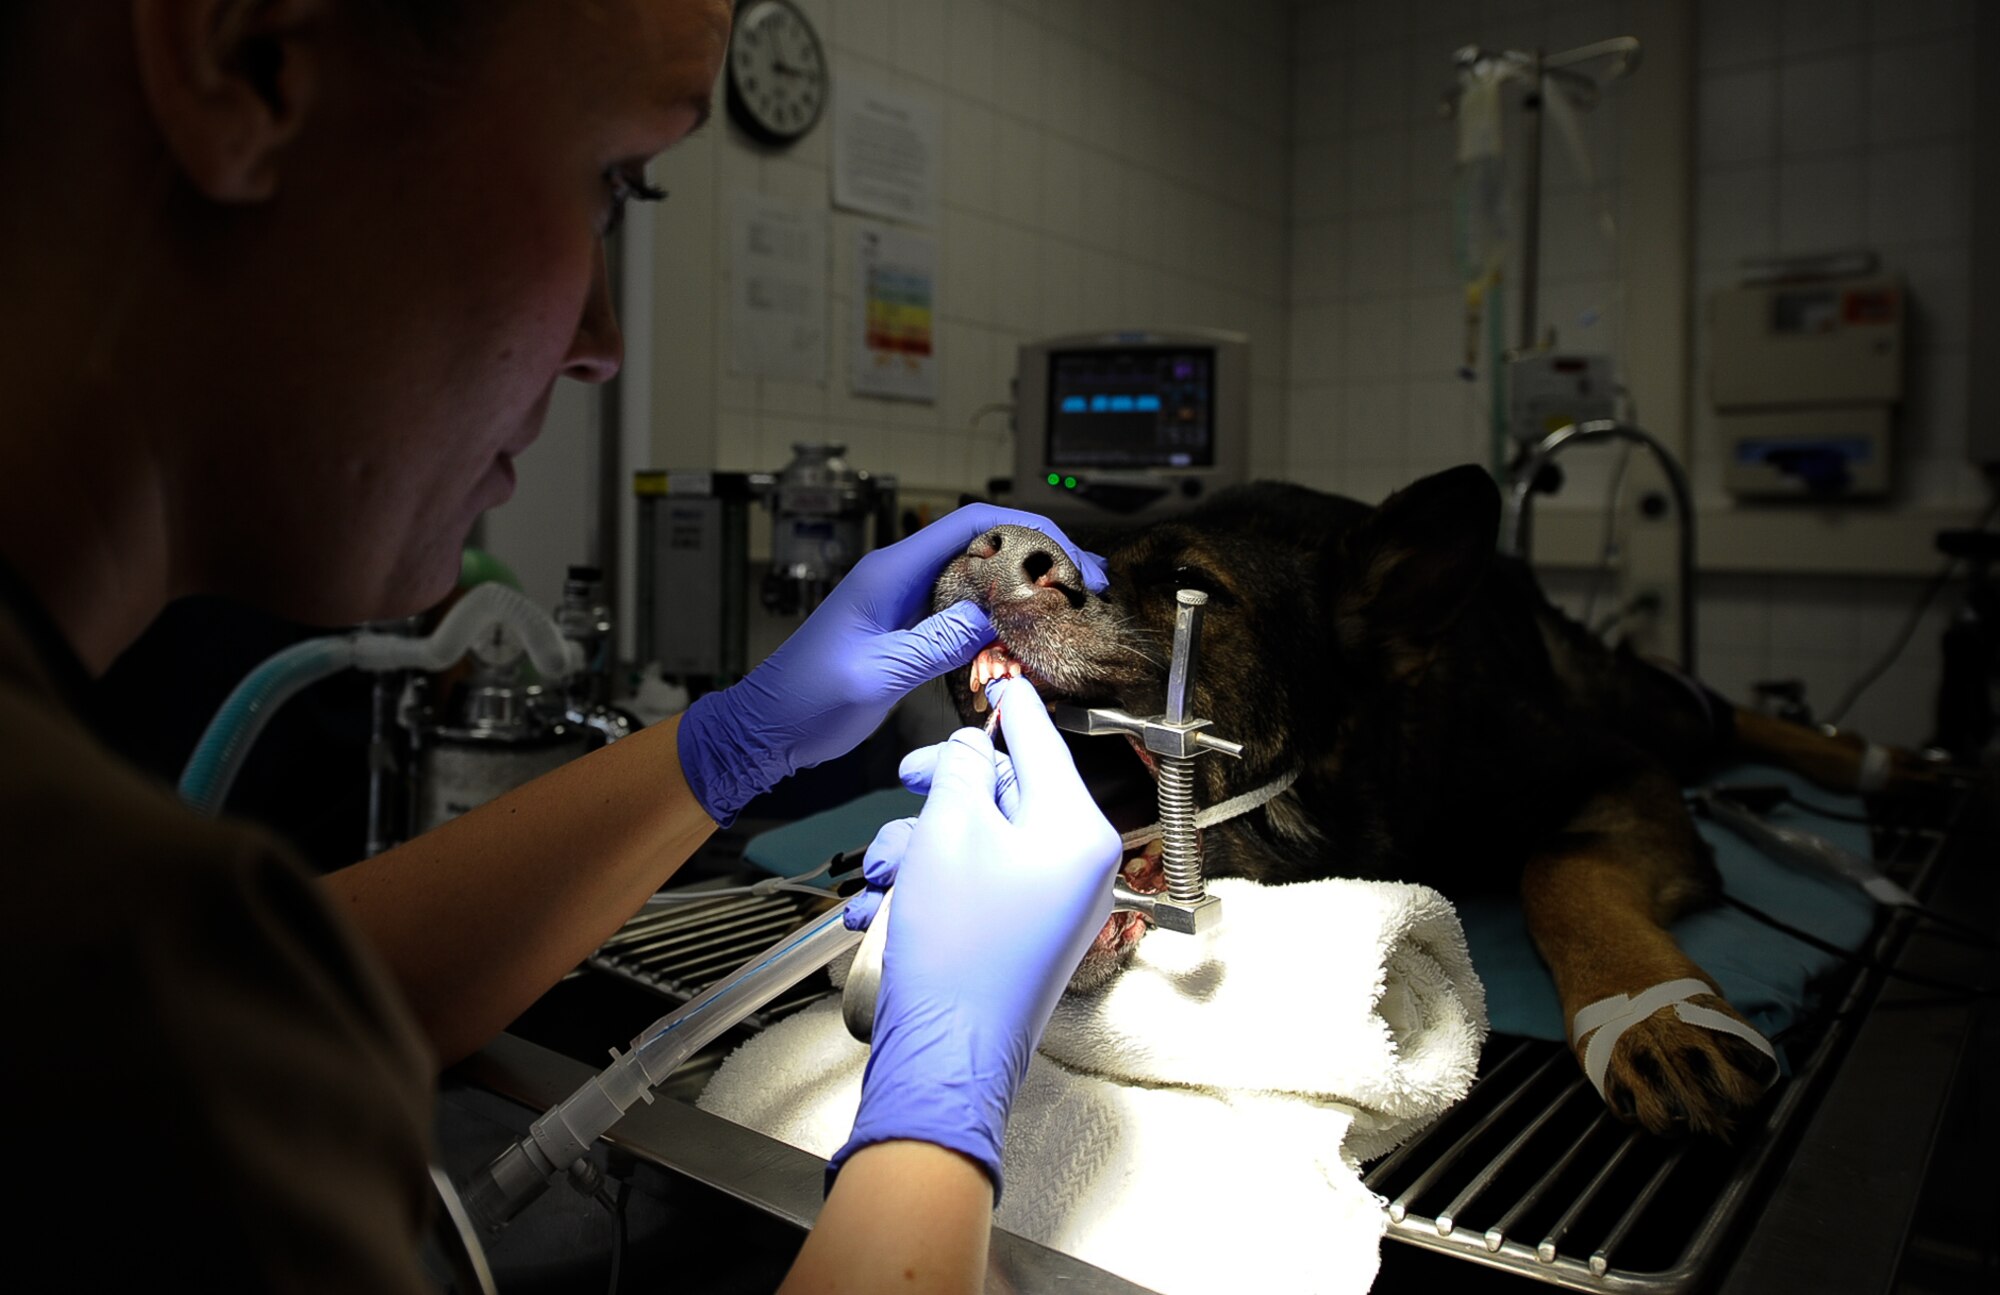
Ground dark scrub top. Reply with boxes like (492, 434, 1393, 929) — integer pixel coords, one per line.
(0, 563, 437, 1291)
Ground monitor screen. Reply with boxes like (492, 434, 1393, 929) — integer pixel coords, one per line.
(1045, 347, 1216, 469)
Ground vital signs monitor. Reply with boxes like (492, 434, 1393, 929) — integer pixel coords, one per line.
(1013, 328, 1249, 526)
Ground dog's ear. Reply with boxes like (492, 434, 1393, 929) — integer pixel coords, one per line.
(1332, 465, 1499, 666)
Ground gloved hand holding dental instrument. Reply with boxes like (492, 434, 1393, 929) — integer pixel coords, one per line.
(840, 675, 1122, 1186)
(778, 677, 1122, 1292)
(678, 505, 1106, 826)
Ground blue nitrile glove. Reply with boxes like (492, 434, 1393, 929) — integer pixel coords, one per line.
(830, 677, 1121, 1197)
(839, 818, 913, 933)
(840, 744, 1023, 931)
(678, 505, 1106, 825)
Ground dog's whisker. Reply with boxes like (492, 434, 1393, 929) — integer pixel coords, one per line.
(1099, 637, 1167, 671)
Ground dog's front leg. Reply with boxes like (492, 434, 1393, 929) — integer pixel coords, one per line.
(1728, 706, 1941, 795)
(1521, 769, 1779, 1138)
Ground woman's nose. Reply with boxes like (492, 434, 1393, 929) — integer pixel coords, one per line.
(564, 241, 624, 384)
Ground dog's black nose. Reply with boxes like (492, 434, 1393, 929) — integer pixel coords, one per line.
(963, 524, 1084, 601)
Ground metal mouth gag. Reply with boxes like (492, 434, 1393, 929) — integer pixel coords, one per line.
(1051, 587, 1242, 936)
(842, 587, 1247, 1046)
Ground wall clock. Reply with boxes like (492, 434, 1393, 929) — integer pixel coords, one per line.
(726, 0, 829, 147)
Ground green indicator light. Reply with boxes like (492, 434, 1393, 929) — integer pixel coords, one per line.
(1064, 476, 1078, 489)
(1047, 473, 1060, 486)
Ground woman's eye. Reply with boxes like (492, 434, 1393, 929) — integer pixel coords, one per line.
(604, 167, 668, 235)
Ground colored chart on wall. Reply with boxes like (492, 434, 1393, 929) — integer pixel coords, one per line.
(852, 223, 937, 402)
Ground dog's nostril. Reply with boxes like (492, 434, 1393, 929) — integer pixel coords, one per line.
(970, 531, 1004, 559)
(1023, 550, 1055, 581)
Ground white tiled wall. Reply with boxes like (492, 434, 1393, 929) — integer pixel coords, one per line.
(1283, 0, 1981, 746)
(1286, 0, 1633, 507)
(642, 0, 1296, 504)
(1536, 566, 1961, 745)
(1690, 0, 1977, 511)
(1683, 0, 1978, 743)
(527, 0, 1985, 746)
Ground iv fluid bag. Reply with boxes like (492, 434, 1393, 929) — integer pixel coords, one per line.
(1453, 69, 1507, 285)
(1452, 67, 1507, 377)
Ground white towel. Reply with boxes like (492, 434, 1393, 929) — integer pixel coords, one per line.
(698, 876, 1488, 1295)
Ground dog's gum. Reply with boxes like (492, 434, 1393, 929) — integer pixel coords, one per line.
(967, 643, 1023, 711)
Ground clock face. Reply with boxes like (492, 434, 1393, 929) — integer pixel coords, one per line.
(726, 0, 828, 145)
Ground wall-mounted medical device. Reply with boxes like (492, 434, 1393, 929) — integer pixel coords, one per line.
(1507, 352, 1619, 444)
(1013, 328, 1249, 527)
(1709, 276, 1904, 497)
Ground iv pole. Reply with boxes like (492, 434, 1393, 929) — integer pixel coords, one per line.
(1442, 38, 1698, 673)
(1448, 37, 1640, 355)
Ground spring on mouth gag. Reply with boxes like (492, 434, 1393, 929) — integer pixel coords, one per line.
(1157, 755, 1203, 903)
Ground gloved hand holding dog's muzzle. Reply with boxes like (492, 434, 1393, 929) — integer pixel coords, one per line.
(676, 505, 1105, 826)
(830, 677, 1121, 1198)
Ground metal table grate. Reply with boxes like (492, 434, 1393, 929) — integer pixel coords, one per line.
(1364, 779, 1970, 1291)
(587, 889, 839, 1027)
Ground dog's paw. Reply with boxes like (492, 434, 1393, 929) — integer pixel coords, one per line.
(1593, 994, 1778, 1138)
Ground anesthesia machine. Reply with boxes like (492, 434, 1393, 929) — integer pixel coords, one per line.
(178, 573, 633, 854)
(633, 444, 897, 691)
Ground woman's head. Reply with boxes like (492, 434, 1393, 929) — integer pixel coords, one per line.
(3, 0, 730, 638)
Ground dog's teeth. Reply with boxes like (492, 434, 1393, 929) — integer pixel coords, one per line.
(968, 643, 1020, 710)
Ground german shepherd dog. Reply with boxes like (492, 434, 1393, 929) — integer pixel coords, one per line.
(932, 466, 1928, 1138)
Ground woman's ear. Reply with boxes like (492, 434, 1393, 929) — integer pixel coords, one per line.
(130, 0, 325, 203)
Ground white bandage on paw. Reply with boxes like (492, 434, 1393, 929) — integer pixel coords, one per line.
(1857, 742, 1893, 792)
(1569, 978, 1777, 1101)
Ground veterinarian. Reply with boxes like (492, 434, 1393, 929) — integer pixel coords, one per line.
(0, 2, 1121, 1291)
